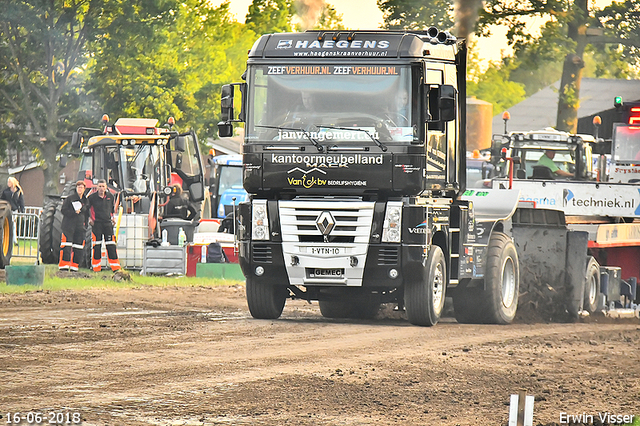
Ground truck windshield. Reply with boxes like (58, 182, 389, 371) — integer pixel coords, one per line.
(612, 124, 640, 163)
(119, 145, 162, 194)
(246, 65, 415, 144)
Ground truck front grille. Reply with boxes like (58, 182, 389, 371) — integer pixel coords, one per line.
(279, 200, 374, 244)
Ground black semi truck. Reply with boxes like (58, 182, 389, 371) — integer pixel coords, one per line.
(218, 30, 522, 326)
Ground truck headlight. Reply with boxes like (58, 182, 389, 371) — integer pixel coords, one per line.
(252, 200, 269, 241)
(382, 202, 402, 243)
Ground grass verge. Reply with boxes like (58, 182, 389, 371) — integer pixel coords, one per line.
(0, 265, 244, 294)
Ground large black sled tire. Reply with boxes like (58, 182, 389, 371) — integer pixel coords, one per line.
(39, 201, 64, 264)
(482, 232, 520, 324)
(452, 283, 485, 324)
(0, 205, 13, 268)
(319, 299, 380, 319)
(405, 245, 446, 326)
(583, 257, 601, 314)
(246, 277, 287, 319)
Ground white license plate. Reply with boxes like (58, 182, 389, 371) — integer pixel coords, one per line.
(309, 246, 343, 255)
(309, 268, 344, 278)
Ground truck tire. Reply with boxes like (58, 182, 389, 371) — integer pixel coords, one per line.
(319, 299, 380, 319)
(80, 225, 93, 269)
(246, 277, 287, 319)
(0, 206, 13, 268)
(39, 201, 64, 265)
(40, 183, 75, 265)
(482, 232, 519, 324)
(583, 257, 601, 314)
(405, 245, 446, 326)
(452, 283, 485, 324)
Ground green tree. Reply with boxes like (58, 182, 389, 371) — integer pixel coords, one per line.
(377, 0, 453, 30)
(467, 59, 526, 114)
(87, 0, 184, 123)
(0, 0, 112, 195)
(300, 2, 345, 31)
(246, 0, 294, 35)
(377, 0, 640, 131)
(481, 0, 640, 131)
(88, 0, 255, 140)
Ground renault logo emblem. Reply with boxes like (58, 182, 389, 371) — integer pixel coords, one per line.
(316, 211, 335, 236)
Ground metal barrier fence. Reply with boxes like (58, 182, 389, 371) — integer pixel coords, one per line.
(12, 208, 42, 264)
(24, 206, 43, 217)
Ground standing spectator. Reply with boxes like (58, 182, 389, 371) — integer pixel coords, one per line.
(1, 176, 25, 246)
(87, 179, 121, 272)
(1, 177, 25, 213)
(59, 181, 89, 271)
(163, 184, 196, 221)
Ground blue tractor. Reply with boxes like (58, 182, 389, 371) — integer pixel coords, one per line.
(208, 154, 248, 219)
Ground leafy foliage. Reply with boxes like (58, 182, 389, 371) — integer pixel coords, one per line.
(378, 0, 640, 128)
(377, 0, 454, 30)
(298, 2, 346, 31)
(246, 0, 294, 35)
(88, 0, 255, 140)
(0, 0, 114, 193)
(467, 59, 526, 114)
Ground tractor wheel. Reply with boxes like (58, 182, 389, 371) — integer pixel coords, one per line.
(583, 257, 602, 314)
(0, 206, 13, 268)
(39, 201, 64, 264)
(80, 225, 93, 269)
(481, 232, 520, 324)
(405, 245, 446, 326)
(246, 277, 287, 319)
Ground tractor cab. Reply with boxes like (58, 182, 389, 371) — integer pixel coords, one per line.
(490, 129, 595, 181)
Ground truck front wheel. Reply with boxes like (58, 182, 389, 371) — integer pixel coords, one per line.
(246, 277, 287, 319)
(405, 245, 446, 326)
(482, 232, 519, 324)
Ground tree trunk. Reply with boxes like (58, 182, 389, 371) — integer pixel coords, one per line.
(40, 140, 60, 197)
(556, 0, 589, 132)
(556, 53, 584, 132)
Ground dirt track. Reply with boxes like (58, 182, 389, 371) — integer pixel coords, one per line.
(0, 285, 638, 426)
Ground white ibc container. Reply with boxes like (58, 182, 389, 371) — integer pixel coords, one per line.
(116, 214, 148, 269)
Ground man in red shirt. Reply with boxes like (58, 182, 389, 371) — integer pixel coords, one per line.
(87, 179, 121, 271)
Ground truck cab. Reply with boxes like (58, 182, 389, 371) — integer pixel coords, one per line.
(219, 30, 521, 326)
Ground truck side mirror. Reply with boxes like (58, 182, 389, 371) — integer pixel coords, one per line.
(71, 131, 82, 148)
(175, 135, 186, 152)
(189, 181, 205, 202)
(439, 85, 457, 122)
(218, 122, 233, 138)
(221, 84, 234, 122)
(59, 155, 68, 168)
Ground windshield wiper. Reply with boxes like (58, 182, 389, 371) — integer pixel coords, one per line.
(316, 125, 387, 152)
(256, 125, 324, 152)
